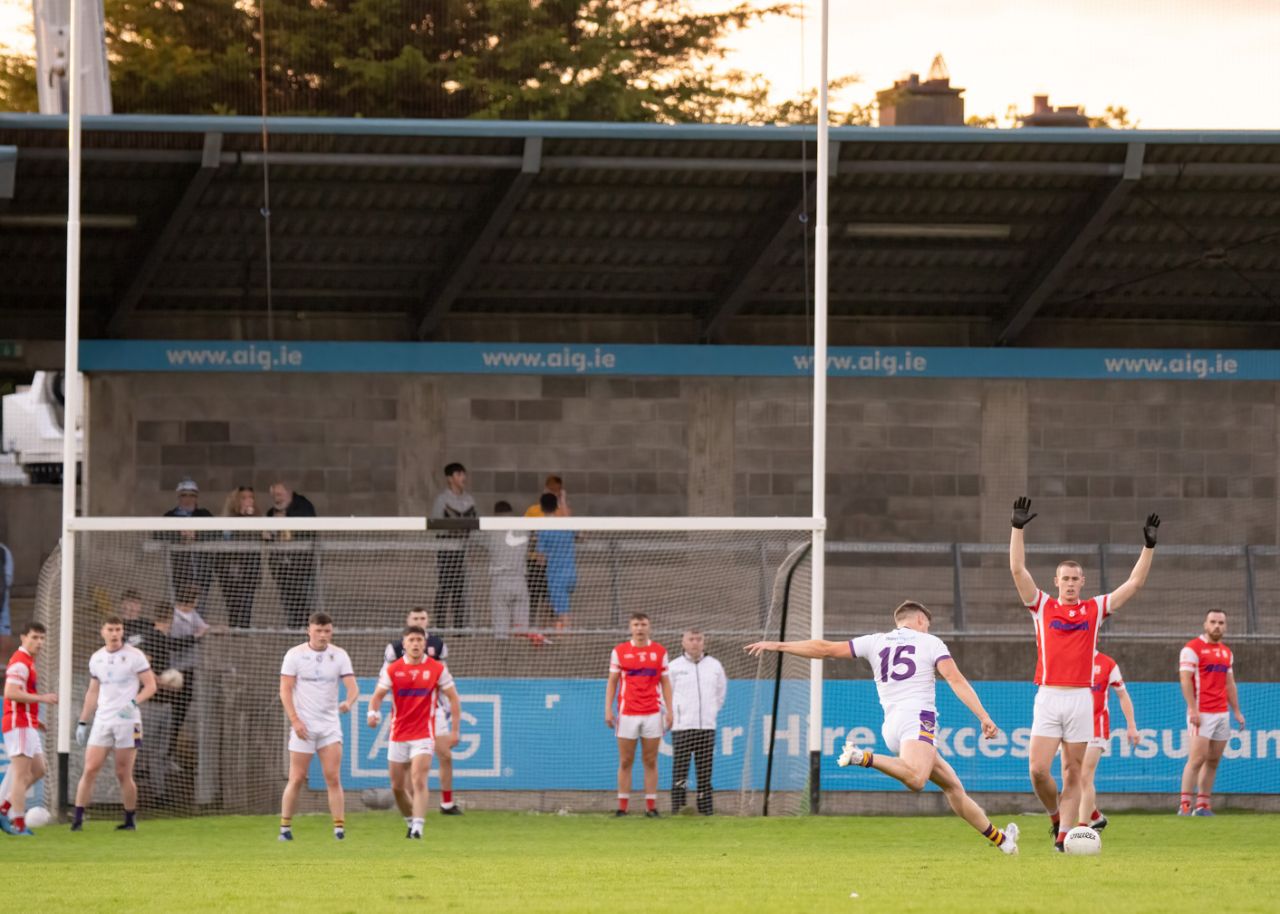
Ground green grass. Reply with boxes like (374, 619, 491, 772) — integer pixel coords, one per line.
(6, 811, 1279, 913)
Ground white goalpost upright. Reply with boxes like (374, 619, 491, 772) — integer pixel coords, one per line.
(57, 0, 86, 810)
(807, 0, 831, 811)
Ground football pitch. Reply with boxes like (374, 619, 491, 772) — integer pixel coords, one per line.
(7, 811, 1278, 913)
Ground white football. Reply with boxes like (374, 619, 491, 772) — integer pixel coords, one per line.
(159, 668, 184, 690)
(1063, 825, 1101, 856)
(25, 806, 53, 828)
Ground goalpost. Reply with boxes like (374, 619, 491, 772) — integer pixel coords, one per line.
(38, 515, 824, 818)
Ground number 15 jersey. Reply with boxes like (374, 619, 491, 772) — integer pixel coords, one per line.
(848, 628, 953, 712)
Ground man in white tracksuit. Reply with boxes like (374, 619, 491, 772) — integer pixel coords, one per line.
(668, 630, 727, 815)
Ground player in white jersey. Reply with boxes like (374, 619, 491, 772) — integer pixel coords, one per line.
(71, 616, 157, 832)
(278, 612, 358, 841)
(747, 601, 1019, 854)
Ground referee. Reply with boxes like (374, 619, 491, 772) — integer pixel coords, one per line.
(668, 630, 726, 815)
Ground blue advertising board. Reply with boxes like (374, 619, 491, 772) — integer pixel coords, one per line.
(81, 340, 1280, 381)
(314, 679, 1280, 794)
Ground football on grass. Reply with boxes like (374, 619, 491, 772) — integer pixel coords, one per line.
(1064, 825, 1102, 855)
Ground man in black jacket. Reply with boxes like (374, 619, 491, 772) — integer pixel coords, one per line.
(161, 478, 214, 602)
(266, 482, 318, 628)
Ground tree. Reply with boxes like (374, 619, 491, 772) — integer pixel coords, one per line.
(1088, 105, 1139, 129)
(2, 0, 817, 122)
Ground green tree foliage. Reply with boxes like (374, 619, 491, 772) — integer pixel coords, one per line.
(5, 0, 867, 123)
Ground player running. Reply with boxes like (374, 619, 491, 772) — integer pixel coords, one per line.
(367, 626, 461, 839)
(1010, 496, 1158, 851)
(746, 600, 1019, 855)
(1, 622, 58, 837)
(1074, 649, 1139, 831)
(278, 612, 358, 841)
(1178, 609, 1244, 816)
(71, 615, 158, 831)
(606, 612, 672, 817)
(380, 607, 461, 815)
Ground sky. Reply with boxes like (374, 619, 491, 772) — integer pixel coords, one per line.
(2, 0, 1278, 127)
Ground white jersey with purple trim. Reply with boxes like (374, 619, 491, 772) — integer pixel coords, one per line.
(88, 645, 151, 722)
(848, 628, 952, 712)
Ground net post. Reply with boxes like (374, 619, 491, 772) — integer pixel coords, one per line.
(57, 0, 85, 815)
(808, 0, 830, 816)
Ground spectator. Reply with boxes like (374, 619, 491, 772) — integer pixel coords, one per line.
(118, 588, 151, 648)
(431, 462, 476, 630)
(535, 492, 577, 633)
(0, 541, 12, 656)
(161, 478, 214, 601)
(265, 481, 318, 629)
(668, 630, 727, 815)
(524, 476, 569, 627)
(155, 585, 209, 767)
(483, 502, 531, 640)
(219, 486, 262, 629)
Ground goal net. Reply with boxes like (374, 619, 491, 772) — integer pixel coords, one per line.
(32, 517, 821, 819)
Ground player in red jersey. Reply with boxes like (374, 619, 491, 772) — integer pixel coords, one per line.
(1074, 650, 1139, 831)
(605, 612, 672, 817)
(1177, 609, 1244, 816)
(367, 626, 461, 839)
(1010, 497, 1158, 851)
(1, 622, 59, 836)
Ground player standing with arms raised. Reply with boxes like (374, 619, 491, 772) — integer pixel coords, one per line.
(71, 616, 158, 831)
(368, 626, 461, 839)
(1076, 649, 1139, 831)
(1178, 609, 1244, 816)
(606, 612, 672, 817)
(1009, 496, 1158, 851)
(747, 601, 1019, 855)
(0, 622, 57, 836)
(278, 612, 358, 841)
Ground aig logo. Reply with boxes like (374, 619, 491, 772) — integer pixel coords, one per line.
(343, 691, 503, 786)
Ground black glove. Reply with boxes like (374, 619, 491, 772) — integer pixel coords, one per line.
(1011, 497, 1038, 530)
(1143, 513, 1160, 548)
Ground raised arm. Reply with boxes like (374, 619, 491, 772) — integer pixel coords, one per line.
(936, 658, 997, 739)
(1009, 497, 1039, 606)
(1107, 514, 1160, 612)
(743, 639, 850, 660)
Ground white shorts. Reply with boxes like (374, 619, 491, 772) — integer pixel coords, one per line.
(617, 713, 663, 740)
(881, 706, 938, 755)
(1031, 687, 1092, 743)
(388, 737, 435, 763)
(1189, 711, 1231, 742)
(2, 727, 43, 758)
(89, 715, 142, 750)
(288, 723, 343, 755)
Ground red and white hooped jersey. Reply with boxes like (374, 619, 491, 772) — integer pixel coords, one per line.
(3, 647, 39, 732)
(378, 657, 453, 742)
(1026, 590, 1113, 688)
(1090, 651, 1126, 737)
(1179, 636, 1234, 713)
(610, 641, 669, 716)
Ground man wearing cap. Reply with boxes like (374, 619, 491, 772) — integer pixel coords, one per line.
(162, 478, 214, 601)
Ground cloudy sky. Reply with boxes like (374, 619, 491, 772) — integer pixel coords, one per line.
(2, 0, 1277, 127)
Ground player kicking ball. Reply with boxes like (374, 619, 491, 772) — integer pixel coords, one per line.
(746, 601, 1019, 856)
(278, 612, 359, 841)
(71, 616, 158, 831)
(367, 626, 461, 839)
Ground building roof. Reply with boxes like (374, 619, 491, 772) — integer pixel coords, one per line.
(2, 114, 1278, 344)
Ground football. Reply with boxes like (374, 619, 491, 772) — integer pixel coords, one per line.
(1063, 825, 1102, 856)
(158, 668, 185, 690)
(25, 806, 53, 828)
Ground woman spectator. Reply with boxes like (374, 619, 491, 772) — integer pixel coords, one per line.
(218, 486, 262, 629)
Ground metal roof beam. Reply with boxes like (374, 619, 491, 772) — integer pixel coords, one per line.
(703, 144, 838, 341)
(996, 143, 1145, 345)
(414, 136, 542, 339)
(106, 132, 222, 336)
